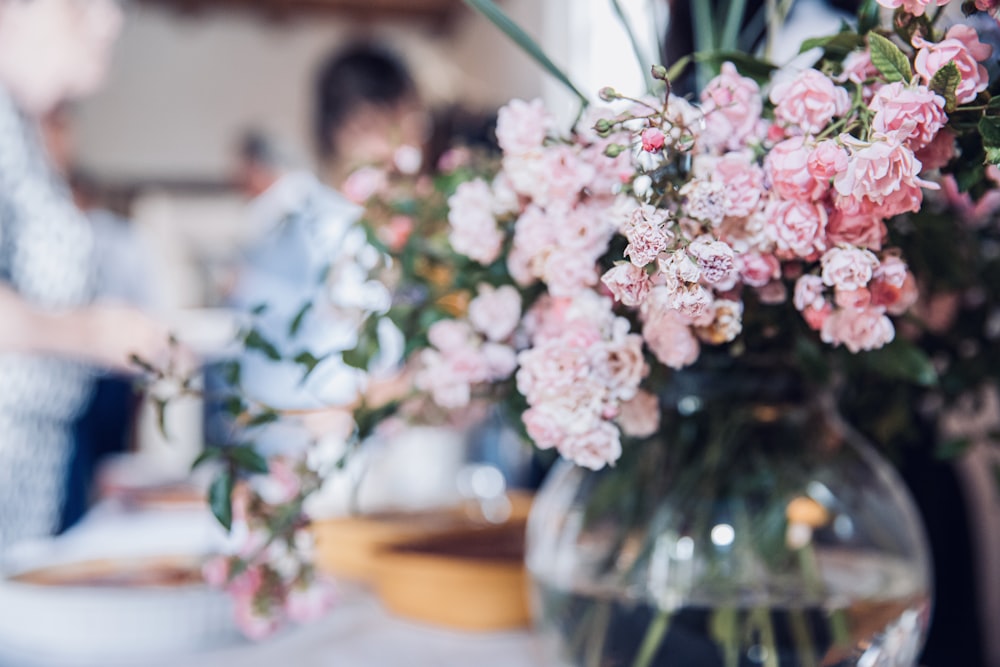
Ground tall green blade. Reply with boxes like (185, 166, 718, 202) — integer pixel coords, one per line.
(462, 0, 589, 104)
(610, 0, 654, 91)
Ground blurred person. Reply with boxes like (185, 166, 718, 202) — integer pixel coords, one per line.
(41, 104, 159, 531)
(0, 0, 176, 551)
(314, 43, 429, 187)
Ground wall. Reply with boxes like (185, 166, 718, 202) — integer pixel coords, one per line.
(74, 2, 550, 182)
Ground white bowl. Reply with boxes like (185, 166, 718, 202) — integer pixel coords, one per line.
(0, 555, 242, 666)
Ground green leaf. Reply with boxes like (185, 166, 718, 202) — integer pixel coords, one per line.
(191, 446, 223, 471)
(208, 470, 235, 531)
(288, 302, 313, 338)
(936, 437, 973, 460)
(220, 360, 241, 387)
(799, 32, 865, 58)
(228, 445, 270, 474)
(693, 51, 777, 84)
(153, 397, 169, 439)
(243, 329, 282, 361)
(868, 32, 912, 83)
(986, 146, 1000, 165)
(665, 55, 692, 85)
(250, 303, 269, 316)
(862, 338, 938, 386)
(857, 0, 881, 34)
(293, 351, 327, 384)
(222, 395, 246, 417)
(462, 0, 588, 104)
(929, 61, 960, 112)
(246, 411, 280, 429)
(342, 344, 372, 370)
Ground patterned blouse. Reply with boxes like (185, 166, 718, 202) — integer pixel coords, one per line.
(0, 86, 96, 551)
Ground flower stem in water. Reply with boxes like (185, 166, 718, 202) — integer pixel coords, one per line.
(630, 609, 673, 667)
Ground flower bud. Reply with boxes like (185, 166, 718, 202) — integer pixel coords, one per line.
(651, 64, 668, 81)
(604, 143, 626, 158)
(599, 87, 620, 102)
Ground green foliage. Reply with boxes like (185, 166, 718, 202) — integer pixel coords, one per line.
(243, 329, 281, 361)
(227, 445, 270, 474)
(288, 302, 313, 338)
(868, 32, 912, 83)
(930, 62, 961, 113)
(979, 116, 1000, 165)
(799, 31, 865, 59)
(862, 338, 938, 387)
(209, 470, 235, 531)
(694, 51, 777, 84)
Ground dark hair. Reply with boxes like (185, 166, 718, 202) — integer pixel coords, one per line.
(314, 44, 416, 159)
(239, 130, 279, 167)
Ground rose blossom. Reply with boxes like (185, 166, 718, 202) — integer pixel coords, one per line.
(559, 421, 623, 470)
(448, 180, 504, 264)
(680, 179, 728, 226)
(837, 50, 879, 87)
(428, 320, 474, 351)
(767, 200, 828, 259)
(623, 204, 673, 267)
(826, 209, 887, 250)
(769, 68, 850, 135)
(523, 407, 567, 449)
(766, 137, 825, 201)
(694, 299, 744, 344)
(913, 25, 992, 105)
(833, 136, 937, 218)
(870, 256, 919, 315)
(700, 62, 763, 150)
(642, 303, 701, 369)
(285, 580, 337, 623)
(757, 281, 788, 305)
(601, 263, 652, 307)
(820, 246, 880, 291)
(821, 306, 895, 352)
(915, 128, 956, 171)
(794, 274, 827, 311)
(875, 0, 949, 16)
(803, 301, 833, 330)
(687, 236, 737, 286)
(496, 98, 551, 154)
(869, 82, 947, 150)
(469, 284, 522, 342)
(234, 595, 282, 641)
(709, 152, 764, 218)
(835, 288, 872, 309)
(415, 349, 472, 409)
(642, 128, 666, 152)
(341, 166, 387, 204)
(601, 333, 648, 401)
(808, 140, 849, 183)
(202, 556, 230, 588)
(737, 252, 781, 287)
(543, 248, 599, 297)
(618, 390, 660, 438)
(534, 145, 597, 207)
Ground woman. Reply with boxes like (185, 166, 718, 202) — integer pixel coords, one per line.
(0, 0, 174, 551)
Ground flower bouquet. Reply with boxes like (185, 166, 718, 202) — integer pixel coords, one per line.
(172, 0, 1000, 662)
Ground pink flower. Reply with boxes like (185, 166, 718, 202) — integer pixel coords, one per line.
(542, 248, 599, 297)
(820, 246, 880, 291)
(680, 179, 728, 226)
(601, 263, 652, 307)
(941, 170, 1000, 224)
(534, 145, 596, 207)
(870, 256, 919, 315)
(481, 343, 518, 379)
(769, 69, 850, 135)
(915, 128, 956, 171)
(258, 458, 300, 505)
(913, 25, 992, 104)
(523, 407, 567, 449)
(826, 209, 887, 250)
(976, 0, 999, 10)
(600, 334, 648, 401)
(617, 390, 660, 438)
(496, 98, 551, 155)
(835, 288, 872, 309)
(687, 236, 737, 287)
(642, 304, 701, 369)
(558, 421, 622, 470)
(285, 579, 337, 623)
(821, 306, 895, 352)
(341, 166, 387, 204)
(448, 179, 504, 265)
(737, 252, 781, 287)
(623, 204, 672, 267)
(642, 128, 666, 152)
(766, 137, 825, 201)
(708, 152, 764, 218)
(794, 274, 827, 311)
(834, 137, 937, 218)
(837, 50, 879, 88)
(700, 62, 763, 150)
(202, 556, 230, 588)
(808, 140, 849, 183)
(428, 320, 474, 351)
(560, 204, 615, 254)
(469, 284, 522, 342)
(767, 199, 828, 259)
(234, 594, 282, 641)
(876, 0, 949, 16)
(694, 299, 744, 344)
(803, 302, 833, 331)
(869, 82, 947, 150)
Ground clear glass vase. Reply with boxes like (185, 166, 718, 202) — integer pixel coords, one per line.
(526, 366, 932, 667)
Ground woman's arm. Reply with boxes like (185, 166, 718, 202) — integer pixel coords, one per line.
(0, 284, 175, 372)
